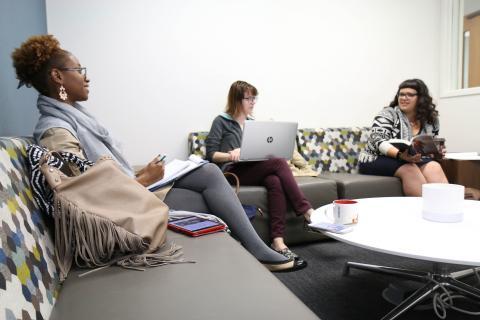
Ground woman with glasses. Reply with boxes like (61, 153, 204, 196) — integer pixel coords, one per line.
(206, 80, 313, 269)
(358, 79, 448, 196)
(12, 35, 299, 272)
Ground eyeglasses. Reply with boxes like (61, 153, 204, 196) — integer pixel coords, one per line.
(398, 92, 417, 98)
(243, 96, 257, 103)
(59, 67, 87, 77)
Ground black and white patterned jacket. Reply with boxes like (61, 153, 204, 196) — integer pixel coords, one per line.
(359, 106, 439, 163)
(27, 145, 93, 217)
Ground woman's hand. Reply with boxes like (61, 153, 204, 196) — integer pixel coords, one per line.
(135, 156, 165, 187)
(399, 150, 422, 163)
(228, 148, 241, 162)
(439, 145, 447, 159)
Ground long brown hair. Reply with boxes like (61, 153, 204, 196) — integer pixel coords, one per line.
(388, 78, 438, 125)
(225, 80, 258, 117)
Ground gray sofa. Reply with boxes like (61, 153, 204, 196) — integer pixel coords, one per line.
(0, 137, 319, 320)
(188, 127, 404, 244)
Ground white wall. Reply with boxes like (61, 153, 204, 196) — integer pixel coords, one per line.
(437, 0, 480, 153)
(437, 95, 480, 152)
(46, 0, 440, 164)
(465, 0, 480, 16)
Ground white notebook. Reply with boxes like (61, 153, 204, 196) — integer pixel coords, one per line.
(148, 155, 207, 191)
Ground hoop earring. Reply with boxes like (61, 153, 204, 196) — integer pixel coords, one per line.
(59, 85, 68, 101)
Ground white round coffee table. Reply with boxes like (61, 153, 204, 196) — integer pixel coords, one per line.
(311, 197, 480, 320)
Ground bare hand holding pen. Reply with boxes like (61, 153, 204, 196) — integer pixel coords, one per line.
(135, 154, 166, 187)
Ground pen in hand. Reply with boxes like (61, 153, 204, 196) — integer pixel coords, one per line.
(156, 154, 166, 164)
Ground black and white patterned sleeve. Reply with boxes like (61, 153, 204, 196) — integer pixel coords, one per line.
(366, 107, 397, 154)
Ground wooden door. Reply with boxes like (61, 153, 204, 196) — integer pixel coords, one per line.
(464, 14, 480, 87)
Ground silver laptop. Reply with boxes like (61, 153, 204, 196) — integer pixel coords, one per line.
(239, 121, 298, 161)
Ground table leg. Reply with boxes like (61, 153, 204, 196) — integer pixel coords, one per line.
(446, 277, 480, 300)
(380, 282, 440, 320)
(344, 261, 429, 281)
(344, 261, 480, 319)
(450, 266, 480, 280)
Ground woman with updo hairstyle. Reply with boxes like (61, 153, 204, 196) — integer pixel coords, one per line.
(12, 35, 73, 97)
(358, 79, 448, 196)
(12, 35, 300, 272)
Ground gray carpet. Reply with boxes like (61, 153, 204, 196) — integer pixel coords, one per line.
(274, 240, 480, 320)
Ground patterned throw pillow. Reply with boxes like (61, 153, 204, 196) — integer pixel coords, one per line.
(0, 137, 59, 320)
(296, 127, 369, 173)
(188, 131, 209, 159)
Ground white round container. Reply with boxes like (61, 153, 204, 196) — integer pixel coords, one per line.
(422, 183, 465, 222)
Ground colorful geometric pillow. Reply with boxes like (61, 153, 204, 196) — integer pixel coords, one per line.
(296, 127, 369, 173)
(0, 137, 59, 320)
(188, 131, 209, 159)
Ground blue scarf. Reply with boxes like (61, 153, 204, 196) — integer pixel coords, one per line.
(34, 95, 134, 176)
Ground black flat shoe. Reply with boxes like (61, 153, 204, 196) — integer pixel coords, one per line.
(273, 257, 308, 272)
(270, 247, 308, 272)
(261, 258, 295, 272)
(292, 257, 307, 270)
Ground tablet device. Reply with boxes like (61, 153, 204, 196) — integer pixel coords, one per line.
(168, 216, 226, 237)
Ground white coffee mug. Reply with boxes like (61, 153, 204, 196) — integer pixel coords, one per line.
(332, 199, 359, 225)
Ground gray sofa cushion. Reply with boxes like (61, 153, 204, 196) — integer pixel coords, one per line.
(51, 231, 320, 320)
(238, 177, 338, 244)
(319, 173, 404, 199)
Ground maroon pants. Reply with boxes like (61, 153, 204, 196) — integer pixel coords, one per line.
(227, 158, 312, 239)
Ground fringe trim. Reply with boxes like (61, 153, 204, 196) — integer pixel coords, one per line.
(116, 242, 191, 270)
(53, 194, 186, 282)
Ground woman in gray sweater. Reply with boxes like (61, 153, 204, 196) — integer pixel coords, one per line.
(206, 80, 313, 268)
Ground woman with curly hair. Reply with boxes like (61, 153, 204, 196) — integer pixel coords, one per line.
(11, 34, 302, 272)
(358, 79, 448, 196)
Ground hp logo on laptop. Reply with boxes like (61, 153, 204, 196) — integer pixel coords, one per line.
(267, 136, 273, 143)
